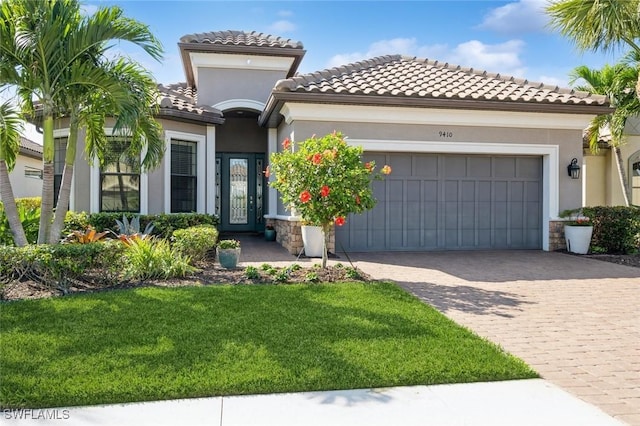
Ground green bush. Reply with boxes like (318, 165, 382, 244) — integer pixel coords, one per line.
(171, 225, 218, 262)
(67, 212, 219, 239)
(16, 197, 41, 211)
(0, 203, 40, 246)
(582, 206, 640, 254)
(122, 238, 195, 281)
(0, 242, 125, 292)
(62, 211, 92, 237)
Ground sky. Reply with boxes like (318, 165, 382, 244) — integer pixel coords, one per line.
(10, 0, 629, 142)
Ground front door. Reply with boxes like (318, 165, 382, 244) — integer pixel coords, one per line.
(217, 153, 265, 232)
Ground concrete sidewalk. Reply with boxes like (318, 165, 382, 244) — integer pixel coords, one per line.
(1, 380, 625, 426)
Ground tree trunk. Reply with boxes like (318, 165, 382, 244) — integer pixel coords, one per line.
(37, 115, 55, 244)
(48, 120, 78, 243)
(0, 160, 28, 246)
(614, 147, 631, 206)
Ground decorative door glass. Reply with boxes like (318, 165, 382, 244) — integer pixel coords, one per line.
(229, 158, 248, 224)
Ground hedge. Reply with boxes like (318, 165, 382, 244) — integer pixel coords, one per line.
(582, 206, 640, 254)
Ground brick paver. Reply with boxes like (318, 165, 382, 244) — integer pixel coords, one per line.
(349, 251, 640, 426)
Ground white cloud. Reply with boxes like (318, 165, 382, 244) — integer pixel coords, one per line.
(328, 38, 527, 77)
(269, 20, 296, 33)
(80, 3, 99, 16)
(477, 0, 548, 34)
(537, 75, 568, 88)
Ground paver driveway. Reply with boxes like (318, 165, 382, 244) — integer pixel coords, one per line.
(349, 251, 640, 426)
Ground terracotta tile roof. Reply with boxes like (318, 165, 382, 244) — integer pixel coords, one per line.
(180, 30, 303, 50)
(274, 55, 608, 107)
(157, 84, 224, 124)
(19, 137, 42, 159)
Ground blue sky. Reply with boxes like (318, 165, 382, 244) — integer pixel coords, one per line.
(12, 0, 629, 142)
(88, 0, 624, 88)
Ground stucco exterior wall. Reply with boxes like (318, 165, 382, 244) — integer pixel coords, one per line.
(197, 68, 287, 107)
(288, 120, 584, 213)
(216, 116, 267, 153)
(10, 154, 42, 199)
(584, 151, 607, 207)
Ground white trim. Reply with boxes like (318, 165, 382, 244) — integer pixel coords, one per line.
(90, 128, 148, 214)
(164, 130, 207, 214)
(189, 52, 294, 86)
(206, 126, 216, 215)
(212, 99, 265, 112)
(280, 103, 595, 130)
(348, 138, 559, 251)
(267, 128, 278, 217)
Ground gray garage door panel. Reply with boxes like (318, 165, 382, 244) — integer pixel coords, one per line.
(336, 153, 542, 251)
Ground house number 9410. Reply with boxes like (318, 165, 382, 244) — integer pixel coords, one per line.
(439, 131, 453, 138)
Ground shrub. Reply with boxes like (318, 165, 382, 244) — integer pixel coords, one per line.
(581, 206, 640, 254)
(16, 197, 41, 211)
(66, 212, 219, 239)
(0, 203, 40, 246)
(62, 211, 91, 236)
(172, 225, 219, 262)
(0, 242, 125, 292)
(122, 238, 195, 281)
(244, 266, 260, 280)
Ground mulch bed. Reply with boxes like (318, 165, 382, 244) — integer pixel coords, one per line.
(1, 261, 371, 302)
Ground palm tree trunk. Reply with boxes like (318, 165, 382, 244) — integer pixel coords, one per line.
(0, 160, 28, 246)
(48, 120, 78, 243)
(37, 115, 55, 244)
(614, 147, 631, 206)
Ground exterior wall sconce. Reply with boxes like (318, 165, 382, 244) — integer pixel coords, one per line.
(567, 158, 581, 179)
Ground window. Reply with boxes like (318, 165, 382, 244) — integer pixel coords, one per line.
(100, 136, 140, 212)
(171, 139, 197, 212)
(631, 151, 640, 206)
(53, 137, 67, 206)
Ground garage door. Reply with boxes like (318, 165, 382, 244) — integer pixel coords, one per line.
(336, 153, 542, 251)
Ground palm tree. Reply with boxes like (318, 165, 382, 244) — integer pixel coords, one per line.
(0, 101, 28, 246)
(547, 0, 640, 95)
(0, 0, 162, 244)
(47, 59, 164, 243)
(569, 60, 640, 205)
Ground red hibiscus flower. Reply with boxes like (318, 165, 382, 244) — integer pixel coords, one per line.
(299, 190, 311, 203)
(320, 185, 330, 197)
(335, 216, 345, 226)
(364, 162, 373, 172)
(312, 153, 323, 165)
(282, 138, 291, 150)
(263, 165, 270, 178)
(381, 165, 392, 175)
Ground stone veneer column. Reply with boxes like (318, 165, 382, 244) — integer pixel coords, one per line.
(548, 220, 567, 251)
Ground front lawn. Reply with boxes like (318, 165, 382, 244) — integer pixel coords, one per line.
(0, 282, 537, 408)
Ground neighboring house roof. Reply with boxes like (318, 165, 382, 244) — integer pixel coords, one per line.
(157, 84, 224, 125)
(19, 137, 43, 160)
(261, 55, 612, 126)
(178, 30, 306, 87)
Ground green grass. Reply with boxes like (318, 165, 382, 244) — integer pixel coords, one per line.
(0, 282, 537, 408)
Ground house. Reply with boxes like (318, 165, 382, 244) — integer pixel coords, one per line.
(54, 30, 611, 253)
(583, 119, 640, 207)
(8, 137, 43, 199)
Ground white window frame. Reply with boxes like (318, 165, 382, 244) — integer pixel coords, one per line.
(164, 130, 206, 214)
(90, 128, 148, 214)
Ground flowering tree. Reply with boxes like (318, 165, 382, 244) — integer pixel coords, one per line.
(269, 131, 391, 267)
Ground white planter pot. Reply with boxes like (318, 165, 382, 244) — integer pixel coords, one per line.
(301, 225, 324, 258)
(564, 225, 593, 254)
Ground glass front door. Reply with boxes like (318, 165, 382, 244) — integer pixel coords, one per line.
(217, 153, 265, 232)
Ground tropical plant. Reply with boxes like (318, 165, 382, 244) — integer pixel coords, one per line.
(0, 101, 27, 246)
(113, 214, 154, 245)
(0, 0, 163, 244)
(269, 131, 391, 267)
(569, 59, 640, 205)
(547, 0, 640, 95)
(0, 203, 40, 246)
(122, 237, 195, 281)
(62, 227, 110, 244)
